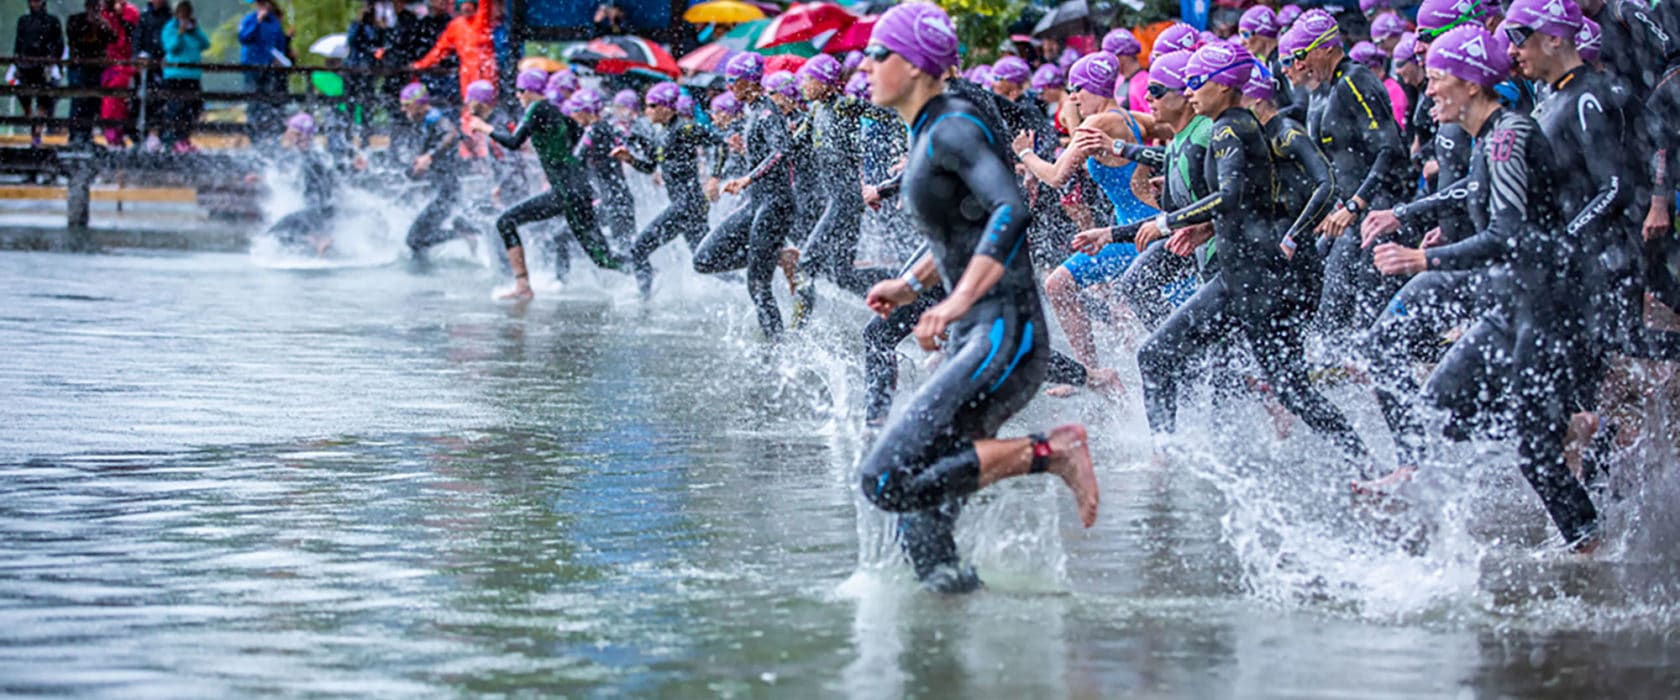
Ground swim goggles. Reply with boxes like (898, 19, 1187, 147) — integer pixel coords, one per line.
(1279, 26, 1340, 67)
(1146, 82, 1174, 99)
(1186, 60, 1260, 90)
(862, 44, 896, 63)
(1502, 23, 1537, 47)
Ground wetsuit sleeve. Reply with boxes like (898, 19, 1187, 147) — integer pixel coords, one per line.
(931, 117, 1032, 263)
(623, 129, 661, 174)
(489, 102, 541, 150)
(1342, 70, 1404, 207)
(1116, 142, 1167, 170)
(1564, 92, 1631, 243)
(1427, 134, 1529, 270)
(744, 114, 790, 182)
(426, 117, 457, 162)
(1162, 121, 1246, 230)
(1282, 123, 1339, 241)
(874, 172, 903, 199)
(1613, 0, 1674, 93)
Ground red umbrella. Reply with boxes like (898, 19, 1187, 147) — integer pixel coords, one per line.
(759, 3, 857, 49)
(822, 14, 877, 53)
(678, 43, 737, 74)
(563, 36, 680, 78)
(764, 54, 808, 74)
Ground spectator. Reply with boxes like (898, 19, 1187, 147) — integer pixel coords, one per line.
(65, 0, 115, 146)
(98, 0, 139, 148)
(14, 0, 64, 149)
(593, 1, 626, 37)
(412, 0, 502, 105)
(345, 0, 393, 138)
(405, 0, 457, 106)
(457, 0, 477, 18)
(159, 0, 207, 153)
(136, 0, 170, 147)
(238, 0, 288, 145)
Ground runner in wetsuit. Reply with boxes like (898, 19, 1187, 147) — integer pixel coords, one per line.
(614, 82, 721, 297)
(266, 112, 341, 256)
(1281, 11, 1408, 347)
(1240, 5, 1305, 121)
(1104, 50, 1215, 330)
(696, 53, 800, 341)
(1579, 0, 1673, 97)
(393, 83, 475, 260)
(1243, 68, 1335, 294)
(856, 3, 1098, 593)
(1076, 42, 1372, 468)
(575, 90, 638, 249)
(1369, 26, 1601, 549)
(466, 70, 626, 300)
(787, 55, 893, 314)
(1012, 52, 1163, 391)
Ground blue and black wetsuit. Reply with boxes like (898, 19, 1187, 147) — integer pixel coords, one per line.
(1307, 58, 1408, 341)
(1126, 107, 1370, 465)
(693, 95, 798, 340)
(576, 119, 638, 248)
(856, 93, 1047, 590)
(623, 117, 722, 296)
(488, 99, 624, 277)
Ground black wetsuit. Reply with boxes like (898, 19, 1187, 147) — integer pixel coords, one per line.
(1114, 116, 1214, 329)
(856, 94, 1047, 591)
(624, 117, 720, 296)
(576, 120, 638, 248)
(1409, 108, 1598, 544)
(268, 148, 338, 248)
(1263, 50, 1306, 122)
(693, 95, 798, 340)
(1307, 58, 1408, 341)
(489, 99, 623, 276)
(1590, 0, 1675, 98)
(399, 108, 473, 255)
(1646, 65, 1680, 317)
(1126, 107, 1370, 465)
(949, 77, 1079, 267)
(794, 94, 892, 299)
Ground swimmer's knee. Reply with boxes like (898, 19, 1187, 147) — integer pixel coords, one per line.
(1045, 267, 1077, 300)
(495, 216, 521, 249)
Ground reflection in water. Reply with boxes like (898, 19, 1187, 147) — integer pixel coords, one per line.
(1, 249, 1679, 696)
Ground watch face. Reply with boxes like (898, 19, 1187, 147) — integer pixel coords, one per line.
(1345, 201, 1359, 212)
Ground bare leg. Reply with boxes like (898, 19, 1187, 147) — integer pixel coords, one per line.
(501, 245, 534, 300)
(975, 424, 1099, 527)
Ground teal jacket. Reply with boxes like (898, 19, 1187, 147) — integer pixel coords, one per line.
(160, 18, 210, 81)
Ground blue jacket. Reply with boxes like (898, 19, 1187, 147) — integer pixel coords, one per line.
(161, 18, 209, 80)
(237, 11, 285, 66)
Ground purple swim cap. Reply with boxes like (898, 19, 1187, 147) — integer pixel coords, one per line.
(1067, 51, 1121, 96)
(1149, 50, 1194, 90)
(287, 111, 315, 134)
(547, 69, 578, 96)
(1278, 4, 1304, 26)
(1031, 63, 1064, 90)
(710, 91, 742, 115)
(675, 94, 694, 113)
(869, 2, 960, 77)
(844, 71, 871, 99)
(1279, 9, 1342, 55)
(1102, 28, 1142, 56)
(1243, 65, 1276, 101)
(1394, 32, 1421, 61)
(1185, 41, 1256, 90)
(1058, 47, 1082, 69)
(1152, 23, 1201, 59)
(613, 89, 640, 109)
(568, 87, 605, 114)
(1239, 6, 1279, 37)
(1360, 0, 1388, 16)
(1417, 0, 1490, 33)
(515, 68, 547, 93)
(465, 79, 495, 105)
(762, 70, 801, 99)
(724, 51, 765, 82)
(1507, 0, 1584, 39)
(844, 50, 864, 73)
(1371, 12, 1408, 40)
(646, 82, 681, 108)
(399, 82, 429, 105)
(1426, 24, 1510, 87)
(1350, 41, 1385, 68)
(1577, 17, 1601, 61)
(964, 64, 993, 85)
(800, 53, 844, 87)
(991, 56, 1031, 85)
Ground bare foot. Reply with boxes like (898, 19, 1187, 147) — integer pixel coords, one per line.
(1351, 464, 1417, 497)
(1045, 384, 1078, 398)
(1264, 398, 1294, 439)
(1565, 411, 1599, 481)
(497, 284, 534, 301)
(778, 247, 801, 293)
(1043, 424, 1099, 528)
(1571, 531, 1602, 555)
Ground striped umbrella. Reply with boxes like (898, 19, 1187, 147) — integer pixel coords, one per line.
(720, 19, 821, 56)
(562, 35, 681, 78)
(678, 43, 738, 74)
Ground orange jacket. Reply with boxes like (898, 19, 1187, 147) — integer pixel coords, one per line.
(412, 1, 498, 101)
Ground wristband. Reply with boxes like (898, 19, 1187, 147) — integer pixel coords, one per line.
(1154, 213, 1170, 236)
(1015, 149, 1034, 160)
(901, 272, 925, 293)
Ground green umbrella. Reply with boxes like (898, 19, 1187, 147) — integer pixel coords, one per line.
(310, 71, 345, 98)
(720, 19, 819, 56)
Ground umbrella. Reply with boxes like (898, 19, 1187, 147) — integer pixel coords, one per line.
(765, 54, 807, 74)
(563, 35, 681, 78)
(308, 33, 348, 60)
(759, 3, 857, 48)
(822, 14, 877, 53)
(720, 20, 821, 56)
(1032, 0, 1093, 39)
(684, 0, 767, 23)
(843, 0, 895, 13)
(517, 56, 564, 74)
(678, 43, 737, 73)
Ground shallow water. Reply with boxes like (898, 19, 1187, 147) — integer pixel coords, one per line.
(3, 245, 1679, 698)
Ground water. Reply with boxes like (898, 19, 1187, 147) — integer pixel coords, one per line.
(3, 242, 1680, 698)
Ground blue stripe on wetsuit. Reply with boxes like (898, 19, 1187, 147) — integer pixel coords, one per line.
(991, 321, 1034, 391)
(971, 318, 1006, 381)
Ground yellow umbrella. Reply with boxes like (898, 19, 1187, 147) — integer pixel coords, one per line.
(684, 0, 767, 24)
(518, 56, 564, 74)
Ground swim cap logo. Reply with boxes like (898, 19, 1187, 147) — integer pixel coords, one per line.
(1544, 0, 1565, 15)
(1464, 34, 1486, 58)
(916, 15, 957, 51)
